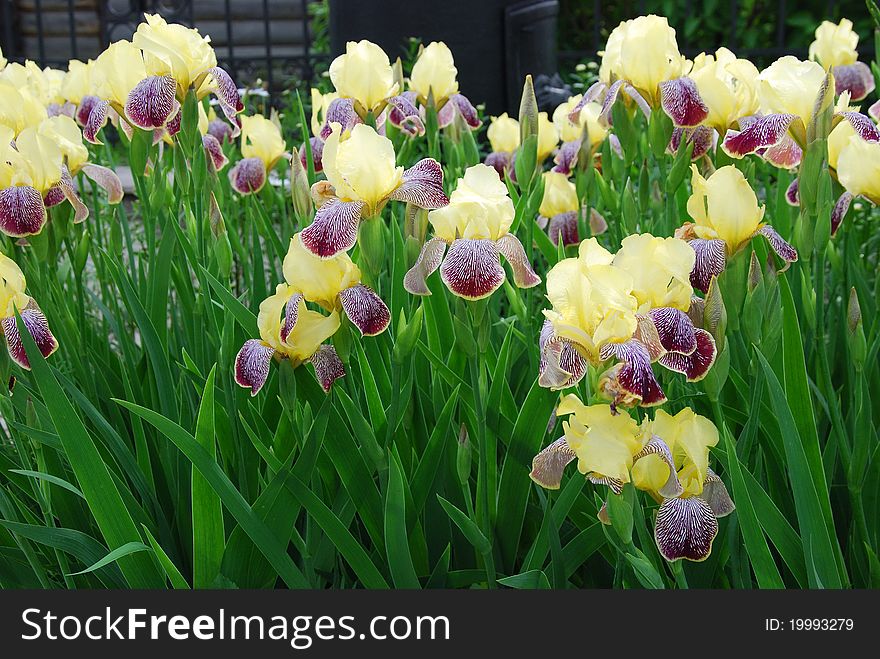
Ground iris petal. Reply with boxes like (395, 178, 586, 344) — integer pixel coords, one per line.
(657, 327, 717, 381)
(124, 75, 179, 131)
(81, 164, 124, 204)
(832, 63, 875, 102)
(388, 158, 449, 209)
(530, 437, 576, 489)
(831, 192, 853, 235)
(0, 186, 48, 238)
(234, 339, 274, 396)
(440, 238, 505, 300)
(687, 238, 727, 294)
(654, 495, 718, 562)
(722, 113, 798, 158)
(496, 233, 541, 289)
(659, 77, 709, 127)
(756, 225, 798, 267)
(228, 157, 266, 195)
(598, 340, 666, 406)
(339, 283, 390, 336)
(300, 198, 365, 258)
(404, 237, 447, 295)
(2, 302, 59, 370)
(648, 307, 697, 356)
(309, 344, 346, 392)
(634, 435, 684, 499)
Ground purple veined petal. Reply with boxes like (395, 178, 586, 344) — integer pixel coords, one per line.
(598, 79, 626, 126)
(228, 157, 267, 195)
(208, 119, 234, 144)
(654, 495, 718, 562)
(404, 236, 447, 295)
(388, 158, 449, 209)
(446, 93, 481, 129)
(436, 97, 455, 128)
(624, 85, 651, 120)
(207, 67, 244, 125)
(588, 475, 624, 496)
(832, 62, 876, 102)
(667, 126, 715, 160)
(688, 238, 727, 294)
(234, 339, 275, 396)
(496, 233, 541, 289)
(538, 334, 588, 390)
(598, 340, 666, 406)
(633, 313, 665, 361)
(700, 468, 735, 518)
(309, 344, 346, 393)
(440, 238, 506, 300)
(785, 178, 800, 206)
(83, 98, 109, 145)
(633, 435, 684, 499)
(339, 283, 391, 336)
(838, 111, 880, 143)
(552, 139, 581, 175)
(762, 134, 802, 169)
(164, 109, 182, 140)
(58, 167, 89, 224)
(301, 136, 324, 172)
(659, 77, 709, 128)
(567, 80, 607, 123)
(124, 75, 179, 131)
(546, 210, 580, 246)
(386, 94, 426, 137)
(320, 98, 360, 141)
(609, 134, 623, 159)
(869, 99, 880, 124)
(279, 293, 304, 347)
(687, 295, 705, 329)
(648, 307, 697, 356)
(756, 225, 798, 267)
(0, 186, 48, 238)
(76, 95, 102, 128)
(657, 327, 717, 382)
(300, 198, 365, 258)
(539, 318, 554, 351)
(530, 437, 576, 490)
(831, 192, 854, 236)
(597, 500, 611, 525)
(589, 208, 607, 235)
(202, 134, 229, 172)
(484, 151, 512, 178)
(81, 164, 124, 204)
(43, 185, 64, 208)
(722, 113, 798, 158)
(2, 301, 59, 370)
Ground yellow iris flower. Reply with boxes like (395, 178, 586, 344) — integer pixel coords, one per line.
(133, 13, 217, 94)
(611, 233, 695, 313)
(240, 114, 286, 171)
(0, 126, 62, 194)
(329, 40, 398, 113)
(0, 80, 48, 136)
(409, 41, 459, 105)
(809, 18, 859, 69)
(632, 407, 719, 498)
(687, 165, 765, 255)
(322, 123, 403, 215)
(690, 48, 760, 133)
(428, 164, 514, 242)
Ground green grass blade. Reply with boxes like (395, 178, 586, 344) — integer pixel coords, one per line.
(385, 454, 421, 588)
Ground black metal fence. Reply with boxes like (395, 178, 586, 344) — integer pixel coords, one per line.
(1, 0, 874, 86)
(1, 0, 328, 90)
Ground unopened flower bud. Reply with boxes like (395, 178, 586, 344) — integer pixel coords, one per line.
(456, 423, 472, 485)
(290, 147, 313, 220)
